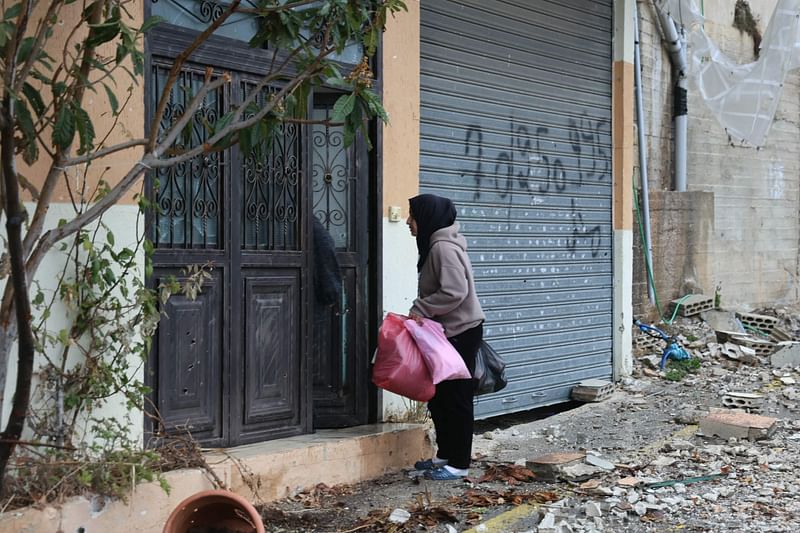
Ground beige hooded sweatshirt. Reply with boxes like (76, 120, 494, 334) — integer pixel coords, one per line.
(410, 223, 485, 337)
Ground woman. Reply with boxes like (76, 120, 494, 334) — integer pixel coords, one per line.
(407, 193, 485, 481)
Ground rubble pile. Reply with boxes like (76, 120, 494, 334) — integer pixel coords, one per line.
(257, 306, 800, 533)
(519, 307, 800, 532)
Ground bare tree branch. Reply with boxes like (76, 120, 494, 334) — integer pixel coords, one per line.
(62, 139, 148, 168)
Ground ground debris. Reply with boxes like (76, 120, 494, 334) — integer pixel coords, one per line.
(472, 462, 537, 484)
(292, 482, 354, 508)
(451, 487, 559, 508)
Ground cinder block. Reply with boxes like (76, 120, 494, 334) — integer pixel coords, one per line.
(571, 379, 614, 402)
(673, 295, 714, 317)
(633, 333, 665, 352)
(736, 312, 779, 335)
(699, 409, 777, 441)
(771, 342, 800, 368)
(722, 392, 764, 411)
(770, 327, 793, 343)
(730, 336, 775, 357)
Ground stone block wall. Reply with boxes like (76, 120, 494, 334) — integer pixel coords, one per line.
(633, 0, 800, 315)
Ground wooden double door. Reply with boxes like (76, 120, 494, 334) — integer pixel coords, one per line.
(146, 25, 374, 446)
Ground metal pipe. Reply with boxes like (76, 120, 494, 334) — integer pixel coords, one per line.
(655, 6, 689, 191)
(634, 1, 656, 304)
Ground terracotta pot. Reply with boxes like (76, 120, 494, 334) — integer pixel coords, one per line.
(163, 489, 265, 533)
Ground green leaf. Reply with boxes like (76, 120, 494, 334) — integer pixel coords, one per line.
(106, 231, 115, 246)
(16, 36, 35, 64)
(52, 105, 76, 149)
(73, 105, 95, 154)
(4, 3, 22, 20)
(139, 15, 164, 33)
(0, 21, 13, 48)
(86, 19, 120, 47)
(22, 83, 45, 117)
(15, 100, 38, 164)
(102, 83, 119, 115)
(331, 93, 356, 122)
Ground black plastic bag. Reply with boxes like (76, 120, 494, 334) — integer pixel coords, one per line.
(473, 340, 507, 395)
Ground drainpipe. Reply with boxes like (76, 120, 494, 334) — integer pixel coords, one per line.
(634, 2, 656, 305)
(655, 4, 689, 192)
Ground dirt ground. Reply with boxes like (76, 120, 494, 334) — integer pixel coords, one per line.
(256, 313, 800, 533)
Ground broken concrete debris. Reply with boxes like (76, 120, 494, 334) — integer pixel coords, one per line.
(527, 452, 584, 481)
(388, 508, 410, 524)
(570, 379, 613, 403)
(771, 341, 800, 368)
(699, 409, 777, 440)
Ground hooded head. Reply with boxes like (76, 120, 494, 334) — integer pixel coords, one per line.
(409, 194, 457, 272)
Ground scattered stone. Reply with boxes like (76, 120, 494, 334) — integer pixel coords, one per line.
(388, 508, 410, 524)
(584, 501, 602, 518)
(651, 456, 678, 467)
(634, 502, 648, 516)
(666, 438, 695, 451)
(781, 376, 797, 385)
(617, 477, 642, 488)
(585, 453, 615, 471)
(579, 479, 602, 490)
(538, 512, 557, 533)
(560, 462, 605, 481)
(640, 354, 662, 369)
(699, 409, 778, 440)
(445, 525, 457, 533)
(701, 492, 719, 502)
(483, 432, 494, 440)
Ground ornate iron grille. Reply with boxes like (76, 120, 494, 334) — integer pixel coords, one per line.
(311, 103, 354, 251)
(151, 65, 226, 249)
(241, 82, 301, 250)
(151, 0, 261, 42)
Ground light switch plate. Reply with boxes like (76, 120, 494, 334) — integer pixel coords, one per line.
(388, 205, 402, 222)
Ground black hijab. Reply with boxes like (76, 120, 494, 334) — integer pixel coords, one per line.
(409, 194, 457, 272)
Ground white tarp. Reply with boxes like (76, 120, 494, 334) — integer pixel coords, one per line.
(657, 0, 800, 146)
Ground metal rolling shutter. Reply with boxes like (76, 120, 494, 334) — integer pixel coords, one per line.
(420, 0, 614, 418)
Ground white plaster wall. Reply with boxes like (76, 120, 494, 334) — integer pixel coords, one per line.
(2, 202, 145, 445)
(380, 217, 424, 420)
(636, 0, 800, 308)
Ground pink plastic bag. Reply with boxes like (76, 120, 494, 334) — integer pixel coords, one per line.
(404, 318, 471, 384)
(372, 313, 435, 401)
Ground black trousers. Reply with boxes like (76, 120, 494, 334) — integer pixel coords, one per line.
(427, 322, 483, 470)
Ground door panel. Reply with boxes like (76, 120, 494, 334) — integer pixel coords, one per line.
(241, 272, 302, 429)
(154, 267, 224, 444)
(311, 95, 370, 428)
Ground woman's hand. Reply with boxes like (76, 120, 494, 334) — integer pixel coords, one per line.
(409, 312, 425, 325)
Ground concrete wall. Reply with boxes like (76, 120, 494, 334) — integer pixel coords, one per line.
(633, 0, 800, 314)
(380, 1, 425, 419)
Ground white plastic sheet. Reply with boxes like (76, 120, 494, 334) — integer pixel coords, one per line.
(657, 0, 800, 146)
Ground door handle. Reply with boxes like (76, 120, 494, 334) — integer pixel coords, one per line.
(530, 392, 546, 398)
(501, 397, 518, 404)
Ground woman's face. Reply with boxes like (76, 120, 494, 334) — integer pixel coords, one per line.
(406, 213, 418, 236)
